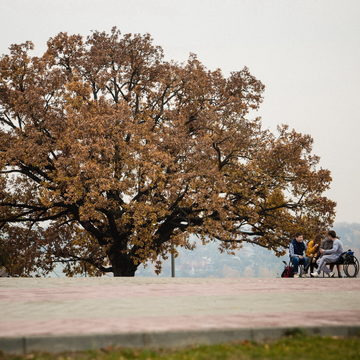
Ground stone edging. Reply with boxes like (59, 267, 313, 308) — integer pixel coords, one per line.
(1, 325, 360, 354)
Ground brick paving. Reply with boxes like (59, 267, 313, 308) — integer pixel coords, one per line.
(1, 277, 360, 339)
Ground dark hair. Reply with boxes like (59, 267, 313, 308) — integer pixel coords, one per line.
(327, 230, 337, 238)
(294, 232, 303, 238)
(314, 234, 323, 244)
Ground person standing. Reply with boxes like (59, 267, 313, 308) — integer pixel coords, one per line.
(311, 230, 343, 278)
(289, 233, 309, 278)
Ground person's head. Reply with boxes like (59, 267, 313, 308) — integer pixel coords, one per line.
(327, 230, 337, 240)
(314, 234, 323, 245)
(294, 233, 304, 242)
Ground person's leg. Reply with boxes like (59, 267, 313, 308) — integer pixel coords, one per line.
(310, 257, 316, 273)
(315, 257, 322, 273)
(298, 257, 308, 276)
(314, 256, 319, 269)
(291, 256, 299, 274)
(320, 256, 337, 275)
(303, 257, 310, 272)
(337, 264, 343, 277)
(314, 256, 330, 275)
(329, 263, 341, 276)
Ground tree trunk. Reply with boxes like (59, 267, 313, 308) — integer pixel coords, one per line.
(108, 249, 138, 277)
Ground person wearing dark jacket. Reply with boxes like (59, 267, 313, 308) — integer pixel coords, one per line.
(289, 233, 309, 277)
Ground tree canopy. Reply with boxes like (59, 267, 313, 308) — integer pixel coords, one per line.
(0, 28, 335, 276)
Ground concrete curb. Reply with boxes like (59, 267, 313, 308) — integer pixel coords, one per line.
(1, 326, 360, 354)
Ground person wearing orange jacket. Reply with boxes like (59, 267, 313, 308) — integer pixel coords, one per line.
(306, 234, 322, 274)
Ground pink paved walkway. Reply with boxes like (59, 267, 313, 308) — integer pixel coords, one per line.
(1, 277, 360, 338)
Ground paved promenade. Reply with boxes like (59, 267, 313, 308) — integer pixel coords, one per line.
(1, 277, 360, 353)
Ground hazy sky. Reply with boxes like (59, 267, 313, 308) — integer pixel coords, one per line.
(1, 0, 359, 223)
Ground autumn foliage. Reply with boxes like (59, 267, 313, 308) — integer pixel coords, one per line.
(0, 28, 335, 276)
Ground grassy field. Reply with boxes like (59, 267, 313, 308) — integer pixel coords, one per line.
(1, 335, 360, 360)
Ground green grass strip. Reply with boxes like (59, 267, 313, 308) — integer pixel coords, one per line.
(1, 335, 360, 360)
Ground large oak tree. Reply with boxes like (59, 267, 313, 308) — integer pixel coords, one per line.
(0, 28, 335, 276)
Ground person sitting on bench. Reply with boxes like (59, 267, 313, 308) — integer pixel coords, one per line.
(289, 233, 309, 278)
(306, 234, 322, 274)
(311, 230, 344, 278)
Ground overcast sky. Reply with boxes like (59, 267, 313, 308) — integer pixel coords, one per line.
(1, 0, 359, 223)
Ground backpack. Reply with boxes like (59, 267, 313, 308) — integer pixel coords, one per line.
(281, 261, 294, 278)
(337, 250, 355, 264)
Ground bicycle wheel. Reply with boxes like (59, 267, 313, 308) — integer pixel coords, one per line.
(344, 257, 359, 278)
